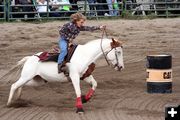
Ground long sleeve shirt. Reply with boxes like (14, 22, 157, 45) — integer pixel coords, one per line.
(59, 22, 100, 41)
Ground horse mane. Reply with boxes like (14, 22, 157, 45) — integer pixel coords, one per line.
(82, 38, 111, 47)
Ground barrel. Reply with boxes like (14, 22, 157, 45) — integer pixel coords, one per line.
(146, 54, 172, 93)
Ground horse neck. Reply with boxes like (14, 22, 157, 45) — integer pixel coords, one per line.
(81, 39, 112, 63)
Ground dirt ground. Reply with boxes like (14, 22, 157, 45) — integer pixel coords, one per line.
(0, 18, 180, 120)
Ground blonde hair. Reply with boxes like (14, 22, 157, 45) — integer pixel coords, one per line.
(70, 13, 86, 23)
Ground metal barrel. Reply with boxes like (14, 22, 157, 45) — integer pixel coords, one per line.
(146, 54, 172, 93)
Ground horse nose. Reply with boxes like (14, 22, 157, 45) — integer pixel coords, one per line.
(118, 66, 123, 71)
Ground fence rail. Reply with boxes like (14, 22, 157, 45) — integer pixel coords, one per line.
(0, 0, 180, 21)
(126, 1, 180, 16)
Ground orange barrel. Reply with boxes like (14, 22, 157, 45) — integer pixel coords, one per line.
(146, 54, 172, 93)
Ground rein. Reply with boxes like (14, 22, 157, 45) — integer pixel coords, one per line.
(100, 29, 110, 66)
(100, 29, 122, 70)
(104, 47, 121, 69)
(114, 47, 121, 69)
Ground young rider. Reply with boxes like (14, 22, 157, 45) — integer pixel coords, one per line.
(58, 12, 105, 73)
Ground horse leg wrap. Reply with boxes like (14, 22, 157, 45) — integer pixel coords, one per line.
(85, 88, 94, 101)
(76, 97, 83, 108)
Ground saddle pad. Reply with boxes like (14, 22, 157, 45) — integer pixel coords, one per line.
(37, 52, 58, 62)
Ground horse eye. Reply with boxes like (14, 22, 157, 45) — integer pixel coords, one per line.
(117, 51, 121, 54)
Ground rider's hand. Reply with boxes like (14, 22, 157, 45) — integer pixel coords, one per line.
(99, 25, 106, 30)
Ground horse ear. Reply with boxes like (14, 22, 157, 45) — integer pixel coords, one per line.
(112, 38, 122, 44)
(111, 38, 123, 48)
(112, 38, 116, 43)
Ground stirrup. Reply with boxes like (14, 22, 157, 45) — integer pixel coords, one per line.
(58, 63, 64, 73)
(61, 66, 69, 76)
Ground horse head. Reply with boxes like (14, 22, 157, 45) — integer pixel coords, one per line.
(106, 38, 124, 71)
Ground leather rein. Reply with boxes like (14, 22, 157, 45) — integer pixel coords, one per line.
(100, 29, 122, 71)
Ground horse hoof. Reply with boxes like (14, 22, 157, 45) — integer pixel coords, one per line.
(6, 103, 12, 108)
(81, 95, 87, 104)
(76, 108, 84, 114)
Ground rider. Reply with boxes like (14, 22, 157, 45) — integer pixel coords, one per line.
(58, 12, 105, 73)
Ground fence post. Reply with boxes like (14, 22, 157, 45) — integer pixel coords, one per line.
(5, 0, 9, 21)
(47, 0, 49, 19)
(122, 0, 127, 17)
(84, 0, 87, 16)
(165, 0, 169, 18)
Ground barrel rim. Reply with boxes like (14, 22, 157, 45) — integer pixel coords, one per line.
(147, 54, 171, 57)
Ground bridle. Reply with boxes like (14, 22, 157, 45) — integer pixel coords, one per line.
(100, 29, 122, 71)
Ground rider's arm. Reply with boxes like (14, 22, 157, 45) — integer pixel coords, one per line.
(79, 26, 100, 31)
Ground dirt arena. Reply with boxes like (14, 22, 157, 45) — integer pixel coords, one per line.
(0, 18, 180, 120)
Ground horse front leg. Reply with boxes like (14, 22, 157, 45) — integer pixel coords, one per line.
(69, 72, 84, 114)
(82, 75, 97, 103)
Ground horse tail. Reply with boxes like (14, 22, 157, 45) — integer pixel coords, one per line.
(0, 56, 31, 85)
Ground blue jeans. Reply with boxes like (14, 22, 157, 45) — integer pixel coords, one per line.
(58, 37, 68, 64)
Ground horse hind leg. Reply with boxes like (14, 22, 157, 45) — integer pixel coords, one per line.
(14, 76, 46, 102)
(16, 87, 22, 100)
(7, 56, 40, 106)
(7, 76, 34, 107)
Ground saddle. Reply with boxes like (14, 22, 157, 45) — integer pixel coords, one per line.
(37, 44, 78, 63)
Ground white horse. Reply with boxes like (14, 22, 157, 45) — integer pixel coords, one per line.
(7, 38, 124, 113)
